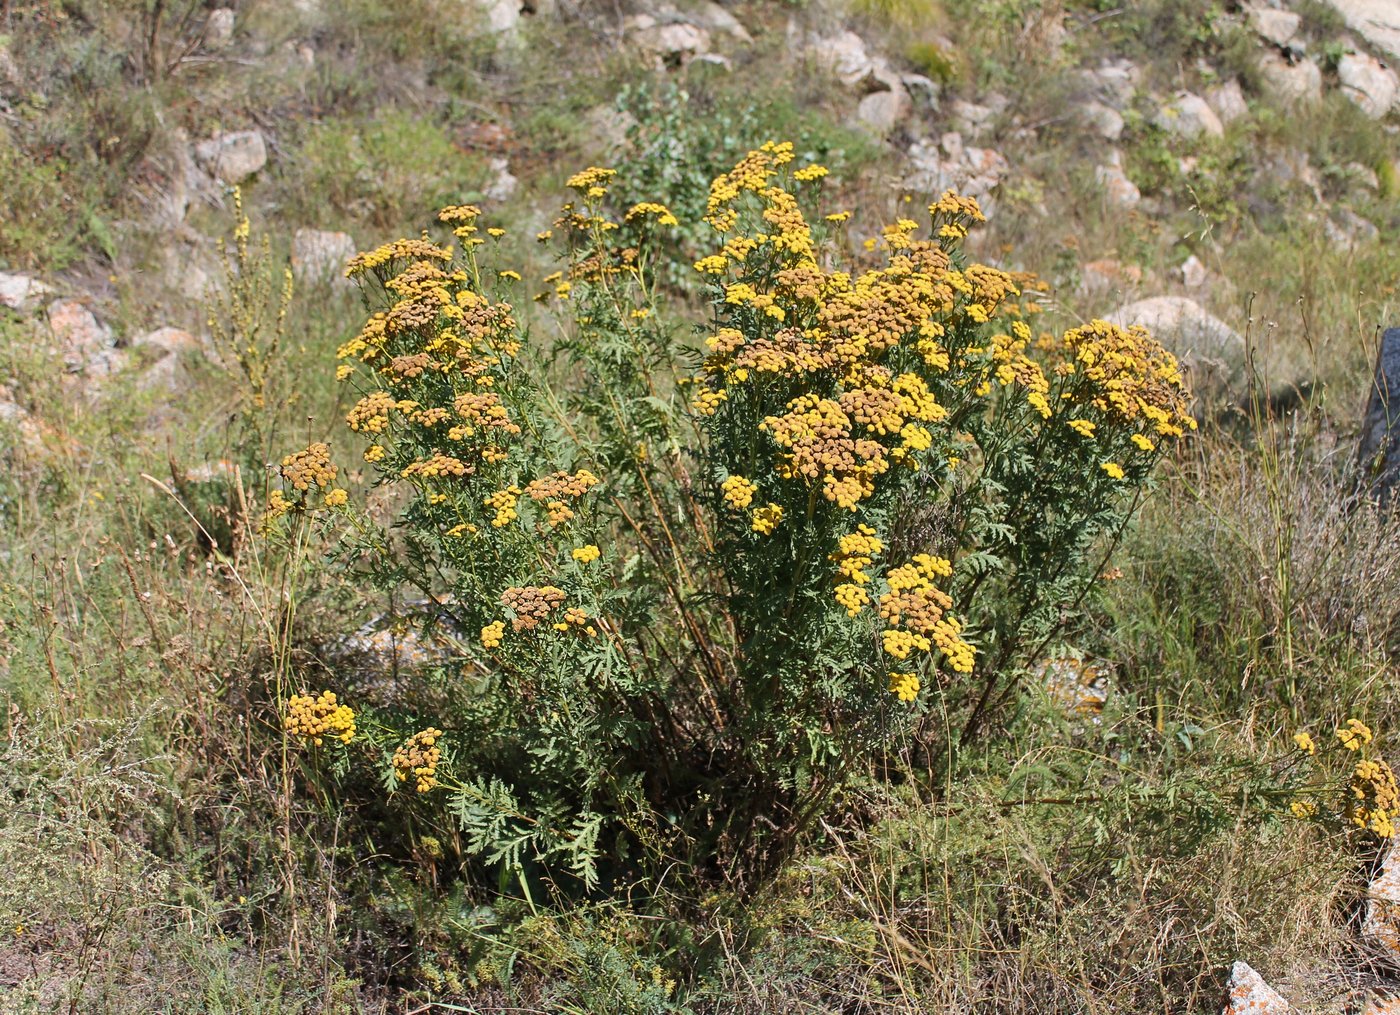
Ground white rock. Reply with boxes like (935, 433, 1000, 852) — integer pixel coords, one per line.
(1258, 51, 1322, 104)
(1154, 91, 1224, 140)
(194, 130, 268, 184)
(475, 0, 521, 33)
(48, 299, 126, 380)
(857, 85, 910, 135)
(901, 74, 941, 110)
(806, 30, 876, 88)
(628, 16, 711, 67)
(583, 105, 637, 152)
(1080, 58, 1139, 109)
(1221, 961, 1289, 1014)
(684, 1, 751, 42)
(1347, 161, 1381, 190)
(134, 327, 204, 393)
(1339, 51, 1399, 118)
(1107, 296, 1245, 396)
(1207, 79, 1249, 124)
(291, 228, 357, 282)
(904, 134, 1008, 216)
(1095, 151, 1141, 207)
(483, 157, 519, 203)
(1179, 254, 1208, 288)
(1365, 843, 1400, 961)
(206, 7, 235, 48)
(1077, 101, 1125, 140)
(1324, 0, 1400, 61)
(0, 272, 54, 315)
(1247, 5, 1301, 48)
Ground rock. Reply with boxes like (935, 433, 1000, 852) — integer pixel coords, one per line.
(1247, 5, 1301, 48)
(0, 392, 45, 454)
(1221, 961, 1289, 1014)
(333, 603, 473, 702)
(901, 74, 941, 111)
(1080, 58, 1139, 109)
(857, 85, 910, 135)
(0, 273, 54, 315)
(1154, 91, 1224, 140)
(1106, 296, 1245, 398)
(683, 1, 751, 42)
(48, 299, 126, 380)
(133, 327, 204, 393)
(1095, 151, 1141, 208)
(194, 130, 268, 184)
(291, 228, 357, 283)
(1324, 0, 1400, 61)
(1363, 838, 1400, 955)
(1347, 161, 1381, 190)
(483, 157, 518, 203)
(1077, 100, 1125, 141)
(1207, 79, 1249, 124)
(1179, 254, 1208, 288)
(582, 105, 637, 153)
(628, 15, 711, 68)
(1364, 996, 1400, 1014)
(951, 96, 1005, 137)
(1326, 206, 1380, 250)
(806, 29, 877, 88)
(1338, 51, 1399, 118)
(1079, 258, 1143, 298)
(1258, 51, 1322, 104)
(475, 0, 521, 33)
(904, 133, 1009, 216)
(205, 7, 235, 48)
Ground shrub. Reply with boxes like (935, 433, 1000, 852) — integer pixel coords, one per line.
(272, 142, 1195, 894)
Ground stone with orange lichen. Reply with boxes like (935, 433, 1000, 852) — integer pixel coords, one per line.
(1220, 961, 1289, 1015)
(1364, 844, 1400, 960)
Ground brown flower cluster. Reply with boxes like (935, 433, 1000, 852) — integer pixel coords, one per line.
(280, 443, 337, 491)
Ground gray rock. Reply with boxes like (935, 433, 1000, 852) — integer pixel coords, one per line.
(1095, 151, 1141, 208)
(206, 7, 235, 48)
(583, 105, 637, 153)
(1326, 206, 1380, 249)
(904, 133, 1008, 216)
(1221, 961, 1289, 1015)
(1362, 839, 1400, 956)
(474, 0, 521, 33)
(483, 157, 518, 203)
(951, 97, 1003, 137)
(1179, 254, 1208, 289)
(901, 74, 941, 111)
(1077, 100, 1124, 141)
(1106, 296, 1245, 398)
(1338, 51, 1399, 118)
(194, 130, 268, 184)
(48, 299, 126, 380)
(1258, 51, 1322, 104)
(1324, 0, 1400, 61)
(133, 327, 204, 393)
(806, 29, 877, 88)
(1080, 58, 1139, 109)
(683, 1, 751, 41)
(0, 273, 54, 315)
(627, 15, 711, 67)
(1207, 79, 1249, 124)
(1247, 5, 1301, 48)
(857, 88, 909, 135)
(291, 228, 357, 282)
(1154, 91, 1224, 140)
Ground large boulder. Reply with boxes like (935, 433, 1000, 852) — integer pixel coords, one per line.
(48, 299, 126, 381)
(627, 15, 712, 68)
(1106, 296, 1245, 399)
(1154, 91, 1224, 140)
(1258, 51, 1322, 104)
(133, 327, 205, 395)
(1207, 79, 1249, 125)
(904, 133, 1008, 216)
(1324, 0, 1400, 61)
(194, 130, 268, 184)
(1246, 5, 1301, 48)
(1094, 150, 1140, 208)
(1079, 58, 1139, 109)
(0, 272, 54, 315)
(1338, 51, 1399, 118)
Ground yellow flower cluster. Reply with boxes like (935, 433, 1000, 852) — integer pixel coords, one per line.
(721, 475, 757, 510)
(878, 554, 974, 672)
(751, 503, 784, 535)
(830, 525, 882, 617)
(284, 690, 356, 746)
(625, 202, 679, 227)
(523, 470, 601, 527)
(393, 728, 443, 793)
(572, 544, 601, 563)
(1339, 718, 1375, 751)
(1054, 320, 1196, 439)
(481, 620, 505, 649)
(889, 671, 920, 702)
(1352, 756, 1400, 837)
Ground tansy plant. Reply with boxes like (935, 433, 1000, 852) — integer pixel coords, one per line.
(270, 143, 1195, 890)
